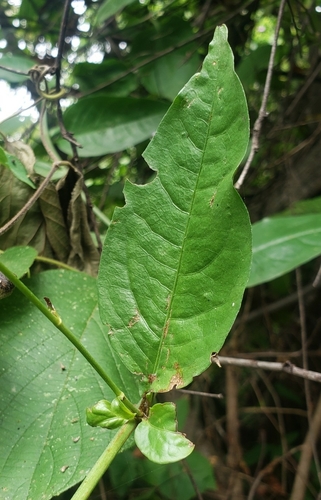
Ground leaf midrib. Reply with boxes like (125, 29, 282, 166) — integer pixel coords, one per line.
(151, 95, 216, 378)
(253, 226, 321, 254)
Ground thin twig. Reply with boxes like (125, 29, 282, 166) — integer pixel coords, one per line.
(235, 283, 318, 326)
(226, 366, 243, 497)
(296, 268, 321, 487)
(182, 460, 204, 500)
(248, 445, 303, 500)
(285, 59, 321, 118)
(0, 97, 43, 127)
(82, 184, 103, 253)
(242, 406, 307, 418)
(77, 33, 209, 99)
(0, 65, 29, 76)
(269, 121, 321, 168)
(98, 478, 107, 500)
(56, 101, 82, 148)
(235, 0, 287, 189)
(77, 0, 257, 99)
(54, 0, 82, 149)
(258, 370, 288, 489)
(313, 265, 321, 287)
(289, 395, 321, 500)
(54, 0, 72, 85)
(53, 0, 102, 253)
(215, 356, 321, 383)
(175, 388, 223, 399)
(40, 101, 59, 162)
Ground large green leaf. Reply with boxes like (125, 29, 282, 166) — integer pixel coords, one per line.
(248, 214, 321, 287)
(98, 26, 251, 393)
(58, 96, 169, 157)
(0, 270, 140, 500)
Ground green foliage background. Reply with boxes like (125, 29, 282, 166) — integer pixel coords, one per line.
(1, 0, 321, 499)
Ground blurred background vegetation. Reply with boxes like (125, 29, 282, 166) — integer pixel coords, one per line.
(1, 0, 321, 498)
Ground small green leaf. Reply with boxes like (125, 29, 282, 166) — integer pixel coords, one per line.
(86, 400, 127, 430)
(86, 397, 136, 429)
(248, 214, 321, 287)
(148, 403, 177, 431)
(87, 399, 113, 418)
(111, 396, 137, 420)
(58, 96, 169, 157)
(0, 246, 37, 278)
(135, 403, 194, 464)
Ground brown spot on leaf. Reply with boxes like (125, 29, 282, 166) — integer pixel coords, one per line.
(128, 311, 140, 328)
(148, 373, 157, 384)
(209, 192, 216, 208)
(168, 372, 184, 391)
(163, 319, 170, 338)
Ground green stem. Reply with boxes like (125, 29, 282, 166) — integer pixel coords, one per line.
(71, 419, 137, 500)
(0, 261, 141, 417)
(35, 255, 80, 272)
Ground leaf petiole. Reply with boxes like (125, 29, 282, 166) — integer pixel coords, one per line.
(71, 420, 137, 500)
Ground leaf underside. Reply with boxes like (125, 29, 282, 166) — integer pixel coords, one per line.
(98, 25, 252, 394)
(0, 271, 140, 500)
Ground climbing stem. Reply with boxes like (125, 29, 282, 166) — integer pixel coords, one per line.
(0, 262, 142, 417)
